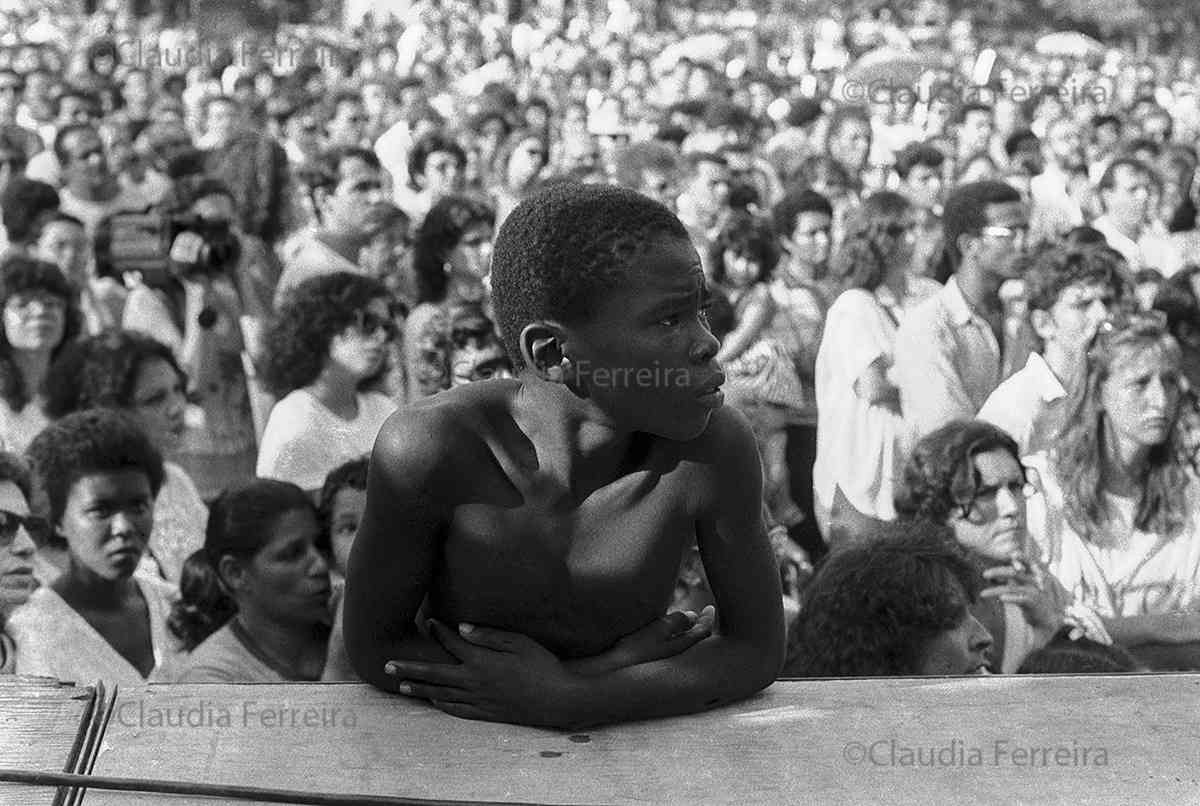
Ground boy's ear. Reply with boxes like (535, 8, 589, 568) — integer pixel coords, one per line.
(1029, 308, 1054, 342)
(518, 321, 569, 377)
(217, 554, 247, 595)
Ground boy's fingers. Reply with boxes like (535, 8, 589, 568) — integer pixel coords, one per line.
(384, 658, 471, 686)
(394, 681, 474, 703)
(454, 622, 522, 651)
(431, 700, 493, 722)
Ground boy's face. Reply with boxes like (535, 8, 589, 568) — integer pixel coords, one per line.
(1036, 281, 1115, 355)
(59, 470, 155, 581)
(37, 220, 88, 281)
(904, 163, 944, 210)
(562, 236, 723, 442)
(329, 487, 366, 577)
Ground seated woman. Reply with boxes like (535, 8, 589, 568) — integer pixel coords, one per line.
(1025, 311, 1200, 669)
(895, 419, 1111, 673)
(786, 521, 994, 677)
(41, 331, 207, 584)
(0, 256, 83, 452)
(6, 410, 179, 684)
(0, 451, 44, 673)
(257, 273, 399, 497)
(169, 479, 333, 683)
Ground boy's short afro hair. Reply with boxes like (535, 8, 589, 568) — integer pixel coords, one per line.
(26, 409, 165, 525)
(490, 182, 690, 370)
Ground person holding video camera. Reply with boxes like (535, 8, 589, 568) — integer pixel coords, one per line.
(120, 176, 257, 502)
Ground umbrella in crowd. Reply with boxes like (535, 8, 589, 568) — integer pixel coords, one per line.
(1034, 31, 1106, 58)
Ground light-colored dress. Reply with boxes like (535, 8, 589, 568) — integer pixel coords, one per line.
(1026, 453, 1200, 617)
(136, 462, 209, 585)
(0, 399, 48, 455)
(6, 572, 180, 684)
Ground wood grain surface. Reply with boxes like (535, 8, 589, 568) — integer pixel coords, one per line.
(0, 676, 99, 806)
(50, 674, 1200, 805)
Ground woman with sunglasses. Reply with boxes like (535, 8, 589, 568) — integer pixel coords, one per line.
(257, 273, 398, 497)
(403, 194, 499, 402)
(813, 192, 939, 545)
(0, 256, 83, 453)
(0, 451, 41, 673)
(1025, 312, 1200, 668)
(895, 419, 1111, 673)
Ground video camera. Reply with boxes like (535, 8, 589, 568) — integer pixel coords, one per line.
(94, 210, 241, 287)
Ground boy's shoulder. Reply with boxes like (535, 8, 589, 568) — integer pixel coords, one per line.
(373, 379, 521, 488)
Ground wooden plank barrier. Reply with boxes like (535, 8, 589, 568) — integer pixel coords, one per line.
(5, 675, 1200, 805)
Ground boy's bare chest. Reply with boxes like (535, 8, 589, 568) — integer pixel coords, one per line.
(435, 463, 705, 657)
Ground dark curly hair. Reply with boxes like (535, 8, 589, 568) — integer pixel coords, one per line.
(788, 521, 982, 678)
(1024, 244, 1127, 315)
(771, 186, 832, 240)
(412, 194, 496, 305)
(895, 419, 1024, 524)
(25, 409, 165, 526)
(0, 256, 84, 411)
(490, 182, 690, 371)
(406, 131, 467, 191)
(260, 272, 393, 397)
(169, 478, 316, 651)
(708, 210, 779, 287)
(42, 331, 184, 420)
(315, 456, 369, 557)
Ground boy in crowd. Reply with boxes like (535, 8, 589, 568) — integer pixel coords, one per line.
(978, 245, 1125, 454)
(345, 182, 784, 728)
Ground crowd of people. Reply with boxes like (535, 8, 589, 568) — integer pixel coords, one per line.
(0, 0, 1197, 729)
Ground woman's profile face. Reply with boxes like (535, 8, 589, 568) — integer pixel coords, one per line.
(129, 357, 187, 449)
(0, 479, 38, 617)
(1100, 343, 1183, 452)
(947, 449, 1029, 562)
(447, 223, 494, 283)
(915, 585, 993, 676)
(243, 507, 332, 626)
(3, 288, 66, 353)
(327, 297, 395, 381)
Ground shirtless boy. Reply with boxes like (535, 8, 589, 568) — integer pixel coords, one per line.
(344, 182, 785, 728)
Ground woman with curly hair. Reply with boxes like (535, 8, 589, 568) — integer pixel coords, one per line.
(7, 410, 178, 684)
(895, 419, 1112, 673)
(1025, 312, 1200, 667)
(41, 331, 206, 585)
(170, 478, 335, 682)
(0, 255, 82, 452)
(402, 193, 499, 402)
(812, 192, 937, 545)
(257, 272, 398, 495)
(787, 522, 994, 677)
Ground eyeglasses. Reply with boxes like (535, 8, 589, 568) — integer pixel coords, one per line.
(978, 225, 1029, 246)
(0, 509, 50, 547)
(955, 461, 1040, 520)
(353, 310, 398, 340)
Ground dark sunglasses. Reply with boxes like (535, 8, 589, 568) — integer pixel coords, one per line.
(0, 509, 50, 547)
(354, 310, 398, 339)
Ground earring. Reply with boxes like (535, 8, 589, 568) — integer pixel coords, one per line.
(443, 262, 452, 275)
(546, 356, 570, 383)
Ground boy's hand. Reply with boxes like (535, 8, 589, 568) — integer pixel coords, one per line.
(383, 620, 582, 728)
(567, 606, 717, 676)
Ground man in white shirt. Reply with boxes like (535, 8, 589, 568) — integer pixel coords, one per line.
(1029, 117, 1086, 244)
(978, 245, 1125, 454)
(894, 181, 1029, 440)
(1092, 157, 1184, 277)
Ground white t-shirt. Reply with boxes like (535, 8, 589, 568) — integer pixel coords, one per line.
(256, 389, 396, 492)
(1026, 452, 1200, 618)
(977, 352, 1068, 456)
